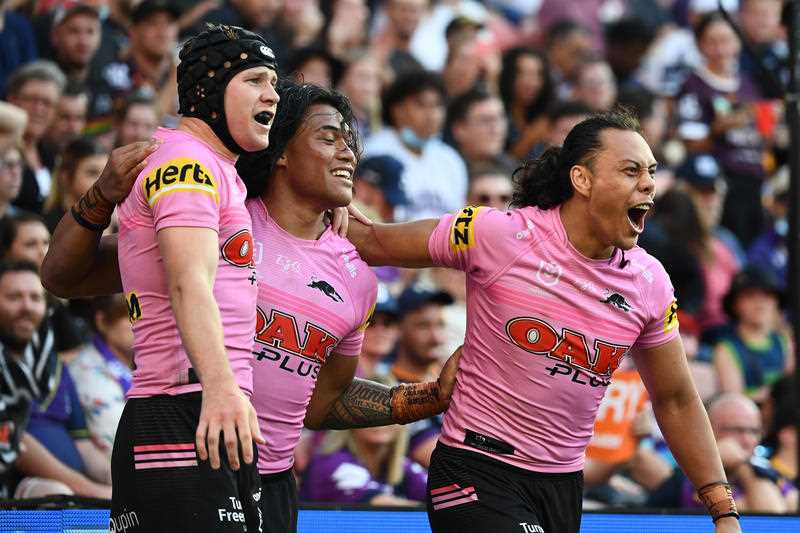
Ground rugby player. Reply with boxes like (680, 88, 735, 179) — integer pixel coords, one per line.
(44, 80, 460, 533)
(45, 24, 279, 532)
(344, 110, 741, 533)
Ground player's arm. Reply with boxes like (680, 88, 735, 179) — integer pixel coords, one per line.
(158, 226, 263, 470)
(346, 217, 438, 268)
(41, 141, 158, 298)
(305, 347, 461, 430)
(633, 337, 741, 532)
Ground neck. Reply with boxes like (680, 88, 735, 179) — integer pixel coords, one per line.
(394, 348, 433, 380)
(178, 118, 237, 162)
(354, 438, 389, 478)
(559, 200, 614, 259)
(260, 176, 328, 240)
(737, 321, 770, 339)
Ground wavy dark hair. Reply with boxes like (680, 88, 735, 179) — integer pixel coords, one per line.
(499, 47, 554, 123)
(236, 80, 361, 198)
(510, 108, 641, 209)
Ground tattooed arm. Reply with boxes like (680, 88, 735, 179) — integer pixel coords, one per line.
(304, 347, 462, 430)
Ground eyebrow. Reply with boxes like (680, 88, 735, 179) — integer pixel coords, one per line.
(620, 159, 658, 169)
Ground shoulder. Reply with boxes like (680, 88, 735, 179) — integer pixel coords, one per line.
(330, 235, 378, 297)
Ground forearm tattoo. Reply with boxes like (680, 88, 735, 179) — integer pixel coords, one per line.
(71, 184, 114, 231)
(320, 378, 394, 430)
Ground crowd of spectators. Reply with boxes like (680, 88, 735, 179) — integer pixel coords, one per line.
(0, 0, 795, 514)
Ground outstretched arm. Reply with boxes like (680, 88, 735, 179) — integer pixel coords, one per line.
(304, 347, 461, 430)
(346, 217, 439, 268)
(41, 141, 158, 298)
(634, 337, 741, 532)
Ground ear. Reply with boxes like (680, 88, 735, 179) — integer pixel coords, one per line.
(275, 153, 288, 169)
(569, 164, 592, 199)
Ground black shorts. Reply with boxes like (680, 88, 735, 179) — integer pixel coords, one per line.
(259, 469, 298, 533)
(110, 393, 263, 533)
(426, 442, 583, 533)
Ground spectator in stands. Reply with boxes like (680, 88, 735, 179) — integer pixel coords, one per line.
(0, 102, 28, 149)
(466, 162, 513, 211)
(499, 47, 555, 161)
(5, 60, 66, 213)
(300, 374, 427, 505)
(649, 392, 790, 513)
(94, 0, 180, 130)
(371, 0, 427, 76)
(0, 2, 38, 95)
(713, 266, 792, 402)
(749, 171, 789, 289)
(0, 143, 23, 219)
(50, 4, 101, 86)
(357, 284, 400, 378)
(365, 71, 467, 220)
(616, 87, 670, 174)
(675, 12, 767, 247)
(0, 212, 49, 268)
(284, 46, 343, 88)
(447, 87, 512, 173)
(42, 137, 108, 233)
(679, 311, 718, 402)
(544, 19, 593, 99)
(604, 17, 658, 88)
(526, 101, 591, 160)
(353, 155, 408, 223)
(319, 0, 371, 61)
(440, 21, 500, 99)
(739, 0, 787, 98)
(0, 260, 108, 499)
(764, 377, 797, 494)
(572, 58, 617, 112)
(43, 81, 88, 154)
(336, 51, 382, 138)
(67, 294, 132, 459)
(385, 287, 452, 467)
(113, 92, 160, 148)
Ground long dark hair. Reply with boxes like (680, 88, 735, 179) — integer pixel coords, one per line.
(499, 47, 554, 122)
(236, 80, 361, 198)
(510, 108, 640, 209)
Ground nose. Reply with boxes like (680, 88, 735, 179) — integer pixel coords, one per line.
(262, 82, 280, 105)
(639, 171, 656, 198)
(337, 140, 356, 164)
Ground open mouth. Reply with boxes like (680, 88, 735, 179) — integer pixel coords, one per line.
(627, 203, 651, 233)
(254, 111, 274, 126)
(332, 168, 353, 186)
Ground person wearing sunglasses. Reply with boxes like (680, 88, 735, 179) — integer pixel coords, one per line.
(467, 163, 514, 211)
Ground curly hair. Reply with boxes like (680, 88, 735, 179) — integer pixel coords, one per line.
(236, 80, 361, 198)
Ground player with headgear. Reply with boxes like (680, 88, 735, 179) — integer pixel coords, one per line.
(50, 24, 278, 532)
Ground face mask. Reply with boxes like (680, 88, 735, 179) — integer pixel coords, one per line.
(400, 127, 428, 151)
(775, 218, 788, 237)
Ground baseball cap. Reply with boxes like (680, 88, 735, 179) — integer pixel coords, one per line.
(676, 153, 723, 191)
(52, 2, 100, 28)
(356, 156, 409, 207)
(131, 0, 180, 24)
(397, 287, 454, 316)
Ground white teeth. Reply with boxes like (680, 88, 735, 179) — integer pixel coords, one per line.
(631, 203, 651, 210)
(332, 170, 352, 178)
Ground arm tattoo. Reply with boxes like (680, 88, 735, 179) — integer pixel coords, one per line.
(320, 378, 393, 430)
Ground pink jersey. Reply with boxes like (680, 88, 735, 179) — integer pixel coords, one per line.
(117, 128, 258, 398)
(428, 206, 679, 472)
(247, 199, 377, 474)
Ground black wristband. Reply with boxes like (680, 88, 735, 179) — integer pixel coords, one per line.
(71, 205, 109, 232)
(712, 511, 740, 523)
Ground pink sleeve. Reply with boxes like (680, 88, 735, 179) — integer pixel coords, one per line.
(335, 277, 378, 357)
(141, 155, 223, 232)
(428, 206, 525, 284)
(634, 262, 680, 349)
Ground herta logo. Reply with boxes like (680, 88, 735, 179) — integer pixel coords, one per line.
(222, 229, 254, 268)
(601, 291, 633, 312)
(254, 307, 339, 364)
(308, 277, 343, 302)
(125, 291, 142, 324)
(506, 316, 629, 378)
(142, 157, 218, 206)
(450, 205, 482, 253)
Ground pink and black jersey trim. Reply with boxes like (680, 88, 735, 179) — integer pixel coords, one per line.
(133, 442, 197, 470)
(430, 483, 479, 511)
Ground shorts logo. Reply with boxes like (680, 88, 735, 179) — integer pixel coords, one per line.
(109, 510, 140, 532)
(142, 157, 218, 206)
(449, 205, 482, 253)
(222, 229, 255, 267)
(519, 523, 544, 533)
(536, 260, 562, 287)
(663, 299, 679, 333)
(125, 291, 142, 324)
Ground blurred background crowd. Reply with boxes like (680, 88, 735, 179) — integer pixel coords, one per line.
(0, 0, 796, 515)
